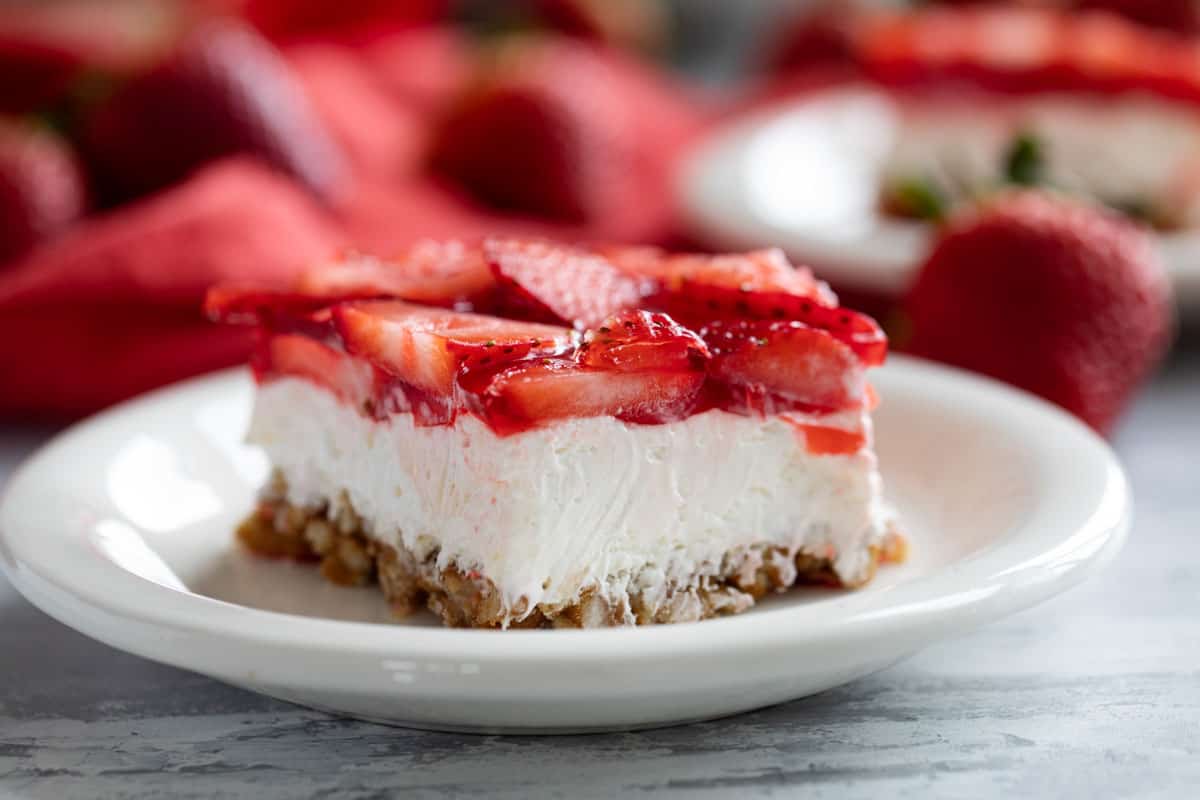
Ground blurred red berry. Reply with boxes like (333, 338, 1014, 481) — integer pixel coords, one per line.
(905, 192, 1173, 433)
(431, 37, 705, 243)
(286, 44, 426, 181)
(0, 0, 184, 114)
(225, 0, 448, 43)
(432, 39, 637, 224)
(767, 2, 861, 73)
(81, 19, 346, 204)
(533, 0, 669, 50)
(0, 121, 86, 264)
(1073, 1, 1200, 34)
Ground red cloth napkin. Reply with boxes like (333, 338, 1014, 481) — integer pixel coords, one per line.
(0, 158, 342, 419)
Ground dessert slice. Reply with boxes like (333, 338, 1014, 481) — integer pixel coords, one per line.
(209, 239, 904, 628)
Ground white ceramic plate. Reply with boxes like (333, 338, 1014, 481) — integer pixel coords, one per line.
(0, 359, 1129, 733)
(680, 85, 1200, 309)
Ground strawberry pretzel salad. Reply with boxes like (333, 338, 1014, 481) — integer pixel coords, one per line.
(208, 239, 905, 629)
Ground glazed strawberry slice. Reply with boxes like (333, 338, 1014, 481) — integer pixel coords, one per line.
(207, 241, 499, 325)
(81, 20, 345, 204)
(296, 240, 496, 308)
(481, 308, 708, 430)
(605, 246, 886, 366)
(580, 309, 708, 372)
(606, 245, 836, 304)
(333, 300, 573, 396)
(257, 333, 377, 410)
(704, 320, 865, 413)
(204, 285, 339, 325)
(0, 121, 86, 263)
(767, 301, 887, 367)
(480, 360, 705, 432)
(485, 238, 650, 329)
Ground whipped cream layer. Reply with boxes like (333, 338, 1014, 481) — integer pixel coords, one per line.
(248, 378, 890, 620)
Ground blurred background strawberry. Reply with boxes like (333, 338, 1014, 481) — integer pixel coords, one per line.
(430, 36, 701, 239)
(80, 19, 346, 203)
(0, 120, 86, 263)
(1075, 1, 1200, 33)
(0, 0, 184, 115)
(225, 0, 448, 43)
(903, 193, 1173, 432)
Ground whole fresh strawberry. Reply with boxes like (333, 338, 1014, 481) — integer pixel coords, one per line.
(904, 192, 1173, 433)
(81, 19, 345, 203)
(0, 120, 86, 263)
(767, 1, 862, 73)
(430, 38, 637, 224)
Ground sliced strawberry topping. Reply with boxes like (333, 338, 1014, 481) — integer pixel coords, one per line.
(204, 285, 336, 325)
(580, 309, 709, 372)
(704, 320, 865, 413)
(480, 360, 705, 432)
(603, 246, 886, 365)
(296, 240, 496, 308)
(333, 300, 573, 396)
(484, 237, 650, 329)
(651, 283, 886, 365)
(211, 237, 891, 433)
(257, 333, 377, 412)
(605, 246, 837, 304)
(671, 289, 885, 366)
(206, 241, 498, 326)
(764, 299, 888, 367)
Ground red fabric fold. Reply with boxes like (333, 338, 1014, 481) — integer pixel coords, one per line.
(0, 158, 343, 419)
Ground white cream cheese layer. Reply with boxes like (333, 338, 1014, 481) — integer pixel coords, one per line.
(248, 378, 889, 616)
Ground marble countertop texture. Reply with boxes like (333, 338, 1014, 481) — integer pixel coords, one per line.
(2, 333, 1198, 800)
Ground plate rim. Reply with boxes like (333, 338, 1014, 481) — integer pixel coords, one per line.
(0, 358, 1130, 672)
(678, 82, 1200, 303)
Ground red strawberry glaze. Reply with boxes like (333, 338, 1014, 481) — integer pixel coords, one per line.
(602, 245, 887, 366)
(579, 310, 709, 372)
(248, 303, 873, 454)
(296, 241, 498, 310)
(221, 241, 885, 448)
(484, 237, 652, 329)
(781, 420, 868, 457)
(702, 320, 866, 415)
(476, 361, 708, 435)
(252, 333, 379, 413)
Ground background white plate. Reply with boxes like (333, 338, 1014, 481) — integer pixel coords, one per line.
(0, 359, 1129, 733)
(680, 85, 1200, 309)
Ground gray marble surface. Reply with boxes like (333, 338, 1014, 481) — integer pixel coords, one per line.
(2, 334, 1198, 800)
